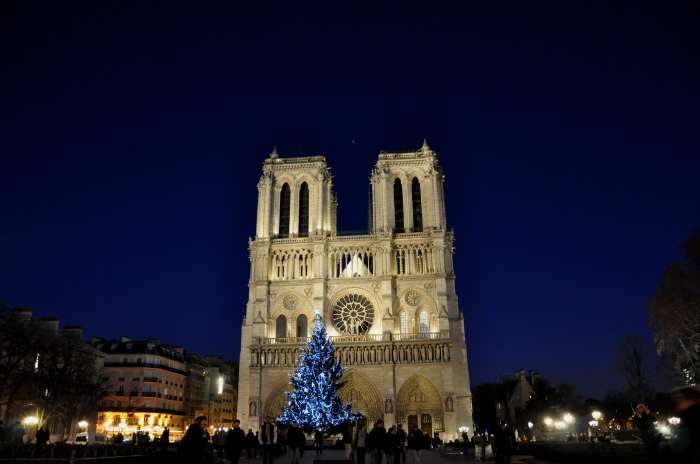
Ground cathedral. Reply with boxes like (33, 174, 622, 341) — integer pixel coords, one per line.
(237, 142, 473, 438)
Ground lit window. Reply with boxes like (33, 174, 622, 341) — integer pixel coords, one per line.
(419, 311, 429, 335)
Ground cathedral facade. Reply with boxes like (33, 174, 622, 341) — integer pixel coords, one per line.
(237, 142, 473, 438)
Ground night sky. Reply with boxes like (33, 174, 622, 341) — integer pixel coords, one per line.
(1, 1, 699, 398)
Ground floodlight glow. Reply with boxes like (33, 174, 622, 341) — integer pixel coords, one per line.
(543, 417, 553, 427)
(527, 421, 534, 429)
(78, 420, 88, 429)
(22, 416, 39, 426)
(563, 413, 575, 424)
(591, 411, 602, 420)
(554, 420, 567, 430)
(588, 420, 598, 427)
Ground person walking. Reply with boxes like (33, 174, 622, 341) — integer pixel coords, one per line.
(287, 422, 306, 464)
(226, 420, 246, 464)
(368, 420, 387, 464)
(669, 387, 700, 463)
(261, 417, 277, 464)
(342, 424, 353, 462)
(314, 429, 324, 455)
(354, 423, 368, 464)
(406, 425, 422, 464)
(180, 416, 210, 464)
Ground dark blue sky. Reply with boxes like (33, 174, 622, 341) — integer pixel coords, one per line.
(1, 1, 698, 397)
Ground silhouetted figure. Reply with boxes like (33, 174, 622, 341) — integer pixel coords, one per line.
(180, 416, 210, 464)
(226, 420, 246, 464)
(261, 417, 276, 464)
(669, 387, 700, 463)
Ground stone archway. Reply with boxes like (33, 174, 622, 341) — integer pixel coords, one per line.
(263, 384, 292, 420)
(337, 370, 383, 422)
(396, 374, 444, 434)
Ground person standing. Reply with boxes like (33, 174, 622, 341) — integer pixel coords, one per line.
(180, 416, 210, 464)
(159, 427, 169, 454)
(245, 428, 256, 459)
(261, 417, 277, 464)
(386, 426, 397, 464)
(406, 425, 422, 464)
(226, 420, 246, 464)
(314, 429, 324, 455)
(493, 422, 513, 464)
(368, 420, 387, 464)
(633, 403, 661, 462)
(354, 423, 368, 464)
(287, 422, 306, 464)
(342, 424, 353, 462)
(395, 425, 406, 464)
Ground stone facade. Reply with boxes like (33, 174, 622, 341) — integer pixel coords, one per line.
(237, 142, 473, 438)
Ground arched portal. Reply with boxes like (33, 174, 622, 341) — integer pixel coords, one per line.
(337, 370, 383, 422)
(396, 374, 444, 435)
(264, 384, 292, 420)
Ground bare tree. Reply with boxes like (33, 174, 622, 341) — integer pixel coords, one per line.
(616, 335, 654, 402)
(649, 230, 700, 385)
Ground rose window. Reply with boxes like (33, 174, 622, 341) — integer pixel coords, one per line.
(332, 294, 374, 335)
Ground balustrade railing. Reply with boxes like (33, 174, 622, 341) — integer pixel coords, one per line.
(259, 332, 447, 345)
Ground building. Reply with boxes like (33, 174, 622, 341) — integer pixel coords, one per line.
(93, 337, 187, 441)
(184, 354, 238, 431)
(237, 142, 473, 438)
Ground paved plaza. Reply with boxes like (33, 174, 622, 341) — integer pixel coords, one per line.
(236, 448, 553, 464)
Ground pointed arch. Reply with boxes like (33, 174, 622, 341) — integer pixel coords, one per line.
(411, 177, 423, 232)
(393, 178, 405, 233)
(338, 369, 383, 422)
(279, 183, 291, 238)
(396, 374, 444, 433)
(275, 315, 287, 339)
(418, 310, 429, 335)
(296, 314, 308, 338)
(399, 311, 410, 334)
(298, 182, 309, 237)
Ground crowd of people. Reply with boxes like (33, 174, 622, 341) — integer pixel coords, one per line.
(178, 416, 442, 464)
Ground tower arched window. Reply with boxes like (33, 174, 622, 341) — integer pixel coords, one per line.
(298, 182, 309, 237)
(296, 314, 308, 338)
(278, 183, 291, 238)
(393, 178, 405, 233)
(412, 177, 423, 232)
(275, 315, 287, 339)
(399, 312, 409, 335)
(418, 311, 429, 336)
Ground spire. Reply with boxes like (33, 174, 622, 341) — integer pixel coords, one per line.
(421, 138, 430, 152)
(270, 146, 279, 159)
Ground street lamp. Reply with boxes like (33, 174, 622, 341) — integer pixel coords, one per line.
(543, 417, 554, 427)
(668, 417, 681, 425)
(78, 420, 88, 429)
(22, 416, 39, 426)
(591, 411, 602, 421)
(527, 421, 534, 429)
(563, 413, 575, 424)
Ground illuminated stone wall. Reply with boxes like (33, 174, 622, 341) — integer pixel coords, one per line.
(237, 144, 473, 438)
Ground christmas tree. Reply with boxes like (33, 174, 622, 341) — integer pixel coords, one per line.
(277, 314, 358, 431)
